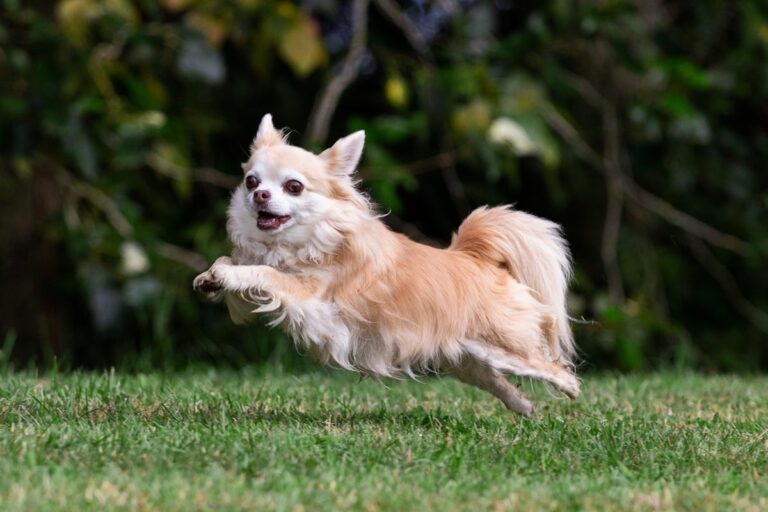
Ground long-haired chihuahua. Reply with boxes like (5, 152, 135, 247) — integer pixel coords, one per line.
(193, 114, 580, 417)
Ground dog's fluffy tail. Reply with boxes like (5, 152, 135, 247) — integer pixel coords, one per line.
(450, 206, 575, 365)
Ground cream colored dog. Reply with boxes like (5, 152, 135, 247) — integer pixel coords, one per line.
(193, 114, 580, 417)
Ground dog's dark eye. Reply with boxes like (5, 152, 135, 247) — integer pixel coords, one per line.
(284, 179, 304, 195)
(245, 175, 260, 190)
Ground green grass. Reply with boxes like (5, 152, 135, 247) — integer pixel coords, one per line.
(0, 370, 766, 511)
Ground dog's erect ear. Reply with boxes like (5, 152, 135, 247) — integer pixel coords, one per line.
(320, 131, 365, 177)
(251, 114, 283, 151)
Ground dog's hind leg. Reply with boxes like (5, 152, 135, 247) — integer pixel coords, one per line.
(450, 357, 534, 418)
(500, 352, 580, 399)
(466, 341, 580, 399)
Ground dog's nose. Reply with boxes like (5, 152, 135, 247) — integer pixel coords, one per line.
(254, 190, 271, 204)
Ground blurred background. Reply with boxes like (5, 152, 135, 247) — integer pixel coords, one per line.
(1, 0, 766, 372)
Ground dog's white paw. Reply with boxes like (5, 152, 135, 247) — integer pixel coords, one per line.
(211, 264, 243, 291)
(193, 267, 227, 301)
(193, 270, 219, 292)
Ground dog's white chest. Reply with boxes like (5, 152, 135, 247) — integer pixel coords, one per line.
(280, 298, 356, 370)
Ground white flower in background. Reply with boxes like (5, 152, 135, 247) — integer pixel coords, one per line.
(121, 241, 150, 275)
(488, 117, 535, 156)
(137, 110, 166, 129)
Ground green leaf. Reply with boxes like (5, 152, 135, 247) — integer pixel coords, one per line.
(147, 143, 192, 197)
(660, 93, 696, 118)
(63, 110, 98, 179)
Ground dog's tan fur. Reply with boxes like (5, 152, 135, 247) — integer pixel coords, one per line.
(194, 114, 580, 417)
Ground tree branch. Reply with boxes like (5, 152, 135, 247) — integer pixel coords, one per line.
(67, 178, 133, 238)
(543, 106, 750, 255)
(361, 151, 458, 177)
(57, 166, 209, 273)
(601, 104, 626, 301)
(156, 242, 208, 272)
(687, 236, 768, 333)
(194, 167, 239, 189)
(305, 0, 370, 145)
(372, 0, 432, 60)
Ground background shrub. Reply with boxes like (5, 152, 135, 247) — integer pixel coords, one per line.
(1, 0, 766, 371)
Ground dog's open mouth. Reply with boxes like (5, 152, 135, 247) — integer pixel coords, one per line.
(257, 210, 291, 230)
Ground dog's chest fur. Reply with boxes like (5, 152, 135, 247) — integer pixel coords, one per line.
(228, 229, 362, 369)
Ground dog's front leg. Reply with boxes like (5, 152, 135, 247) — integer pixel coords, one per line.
(193, 260, 317, 324)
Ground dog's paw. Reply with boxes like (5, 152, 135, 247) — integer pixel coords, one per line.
(193, 269, 223, 300)
(559, 373, 581, 400)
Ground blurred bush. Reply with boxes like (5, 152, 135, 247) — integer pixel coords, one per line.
(1, 0, 766, 371)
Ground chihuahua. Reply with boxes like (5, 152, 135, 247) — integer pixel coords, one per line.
(193, 114, 580, 417)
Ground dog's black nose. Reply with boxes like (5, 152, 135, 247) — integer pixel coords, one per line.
(254, 190, 271, 204)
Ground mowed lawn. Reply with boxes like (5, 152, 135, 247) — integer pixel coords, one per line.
(0, 370, 766, 511)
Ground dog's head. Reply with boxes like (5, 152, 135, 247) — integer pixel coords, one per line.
(228, 114, 371, 255)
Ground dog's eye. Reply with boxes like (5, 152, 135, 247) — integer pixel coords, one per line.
(284, 179, 304, 195)
(245, 175, 260, 190)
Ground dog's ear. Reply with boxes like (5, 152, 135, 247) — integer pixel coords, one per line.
(250, 114, 284, 151)
(320, 131, 365, 177)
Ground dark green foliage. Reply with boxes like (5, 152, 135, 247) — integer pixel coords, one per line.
(1, 1, 766, 370)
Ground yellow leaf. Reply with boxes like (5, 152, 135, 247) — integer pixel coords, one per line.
(236, 0, 262, 9)
(276, 1, 299, 19)
(103, 0, 137, 22)
(757, 23, 768, 45)
(385, 76, 408, 108)
(186, 11, 230, 47)
(58, 0, 138, 45)
(278, 15, 327, 77)
(161, 0, 196, 12)
(12, 156, 32, 180)
(58, 0, 91, 44)
(451, 99, 492, 134)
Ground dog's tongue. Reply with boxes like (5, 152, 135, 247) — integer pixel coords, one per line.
(257, 211, 290, 230)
